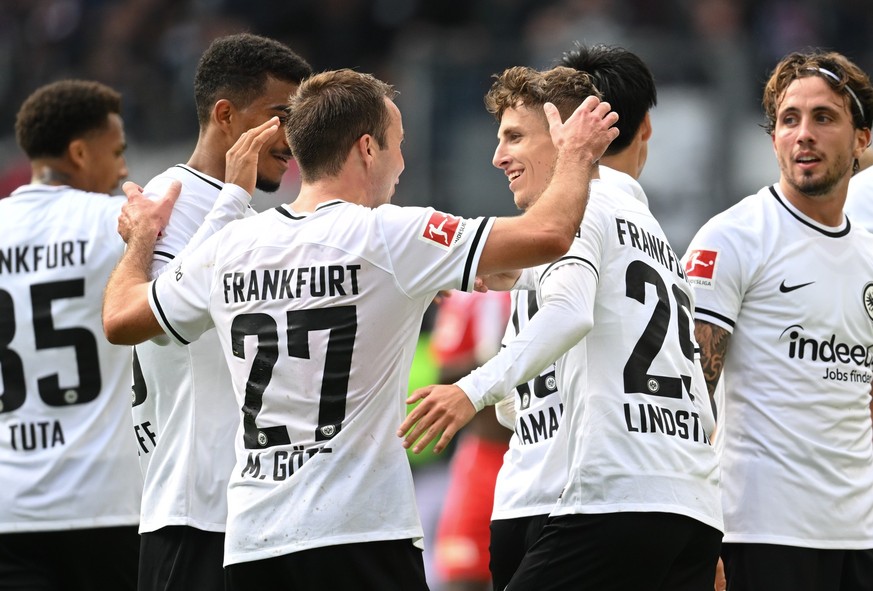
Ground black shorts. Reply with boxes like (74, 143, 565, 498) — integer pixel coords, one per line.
(721, 542, 873, 591)
(138, 526, 225, 591)
(490, 513, 550, 591)
(506, 512, 722, 591)
(225, 538, 428, 591)
(0, 526, 139, 591)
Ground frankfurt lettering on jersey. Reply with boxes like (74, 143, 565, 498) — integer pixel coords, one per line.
(615, 218, 685, 279)
(222, 264, 361, 304)
(0, 240, 88, 274)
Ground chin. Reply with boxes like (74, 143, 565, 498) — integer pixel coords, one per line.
(255, 177, 281, 193)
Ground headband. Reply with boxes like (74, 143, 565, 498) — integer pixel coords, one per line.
(807, 67, 865, 123)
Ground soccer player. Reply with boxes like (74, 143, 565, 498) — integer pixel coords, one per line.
(684, 49, 873, 591)
(401, 64, 723, 591)
(0, 80, 140, 590)
(101, 68, 618, 590)
(485, 44, 662, 591)
(130, 33, 310, 591)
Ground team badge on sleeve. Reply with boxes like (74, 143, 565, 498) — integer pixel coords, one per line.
(684, 249, 718, 289)
(418, 211, 464, 250)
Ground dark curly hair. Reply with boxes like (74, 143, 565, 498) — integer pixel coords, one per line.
(15, 80, 121, 159)
(194, 33, 312, 126)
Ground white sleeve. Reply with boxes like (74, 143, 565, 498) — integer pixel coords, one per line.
(512, 267, 539, 291)
(456, 262, 596, 410)
(494, 391, 517, 429)
(153, 183, 252, 277)
(846, 168, 873, 232)
(148, 234, 219, 345)
(682, 216, 753, 333)
(378, 205, 494, 295)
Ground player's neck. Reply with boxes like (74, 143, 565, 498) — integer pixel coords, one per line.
(290, 181, 350, 212)
(778, 178, 848, 227)
(186, 136, 228, 182)
(30, 161, 74, 187)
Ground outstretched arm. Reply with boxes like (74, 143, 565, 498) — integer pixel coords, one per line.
(399, 263, 595, 453)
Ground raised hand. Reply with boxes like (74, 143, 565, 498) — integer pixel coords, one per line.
(545, 96, 619, 168)
(225, 116, 281, 195)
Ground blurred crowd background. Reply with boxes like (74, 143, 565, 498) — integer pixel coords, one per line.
(1, 0, 872, 251)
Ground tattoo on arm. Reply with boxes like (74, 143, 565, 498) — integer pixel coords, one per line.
(694, 320, 731, 402)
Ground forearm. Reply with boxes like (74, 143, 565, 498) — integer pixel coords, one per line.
(103, 231, 164, 345)
(694, 320, 731, 403)
(459, 265, 594, 409)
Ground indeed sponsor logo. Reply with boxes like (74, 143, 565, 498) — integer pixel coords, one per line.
(780, 324, 873, 368)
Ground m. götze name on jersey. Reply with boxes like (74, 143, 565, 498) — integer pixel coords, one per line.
(241, 445, 332, 481)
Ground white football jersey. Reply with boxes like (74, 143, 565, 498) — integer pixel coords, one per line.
(0, 185, 142, 532)
(685, 184, 873, 549)
(490, 171, 653, 522)
(490, 289, 568, 521)
(148, 200, 493, 565)
(845, 167, 873, 231)
(133, 165, 252, 533)
(598, 164, 648, 207)
(459, 181, 722, 531)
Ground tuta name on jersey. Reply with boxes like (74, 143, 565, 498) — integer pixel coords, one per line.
(223, 264, 361, 304)
(614, 218, 685, 279)
(0, 240, 88, 275)
(8, 420, 65, 450)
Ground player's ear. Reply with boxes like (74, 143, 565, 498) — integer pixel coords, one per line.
(638, 112, 652, 142)
(356, 134, 376, 167)
(67, 138, 88, 170)
(212, 99, 235, 133)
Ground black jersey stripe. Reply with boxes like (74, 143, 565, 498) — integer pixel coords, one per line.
(769, 186, 850, 237)
(151, 281, 190, 345)
(694, 307, 735, 329)
(275, 205, 303, 220)
(154, 250, 174, 261)
(511, 295, 521, 334)
(173, 164, 222, 190)
(540, 255, 599, 285)
(527, 289, 539, 318)
(461, 218, 490, 292)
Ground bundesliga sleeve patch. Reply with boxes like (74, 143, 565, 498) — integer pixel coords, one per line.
(418, 211, 464, 250)
(684, 249, 718, 289)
